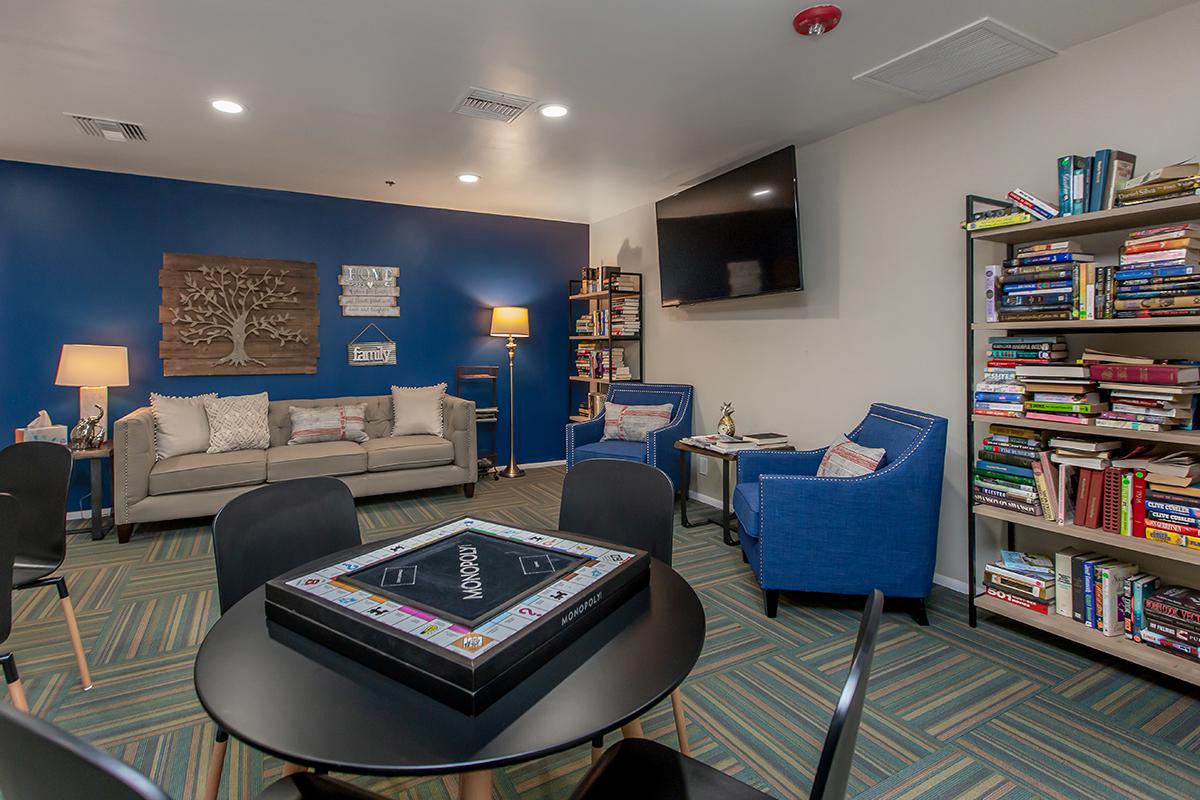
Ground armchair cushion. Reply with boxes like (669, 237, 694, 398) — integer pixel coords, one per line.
(732, 482, 760, 539)
(816, 435, 886, 478)
(602, 402, 673, 442)
(574, 439, 646, 463)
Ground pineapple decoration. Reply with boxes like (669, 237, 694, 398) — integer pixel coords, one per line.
(717, 402, 736, 436)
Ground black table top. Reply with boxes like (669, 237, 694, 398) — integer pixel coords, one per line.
(193, 558, 705, 775)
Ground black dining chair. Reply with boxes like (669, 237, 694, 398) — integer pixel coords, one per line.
(0, 442, 93, 698)
(558, 458, 687, 758)
(1, 492, 27, 713)
(0, 701, 389, 800)
(204, 477, 363, 800)
(568, 589, 885, 800)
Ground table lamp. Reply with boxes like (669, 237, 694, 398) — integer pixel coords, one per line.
(490, 306, 529, 478)
(55, 344, 130, 443)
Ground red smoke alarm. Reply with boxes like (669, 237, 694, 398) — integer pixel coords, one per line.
(794, 4, 842, 37)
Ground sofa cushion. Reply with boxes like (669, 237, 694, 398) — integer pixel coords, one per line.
(573, 439, 647, 464)
(150, 392, 216, 460)
(391, 383, 446, 437)
(149, 450, 266, 496)
(732, 482, 760, 539)
(266, 441, 367, 482)
(205, 392, 270, 453)
(363, 435, 454, 472)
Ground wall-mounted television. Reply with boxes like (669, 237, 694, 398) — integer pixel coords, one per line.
(655, 146, 803, 307)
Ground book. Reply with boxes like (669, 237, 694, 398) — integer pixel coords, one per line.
(1071, 552, 1101, 623)
(963, 212, 1032, 231)
(1046, 437, 1121, 452)
(1102, 467, 1124, 534)
(741, 432, 788, 445)
(1122, 162, 1200, 191)
(1128, 575, 1160, 640)
(985, 584, 1052, 615)
(1055, 548, 1084, 619)
(1074, 469, 1094, 527)
(1100, 563, 1138, 636)
(1008, 189, 1058, 220)
(1145, 586, 1200, 626)
(1088, 364, 1200, 385)
(1057, 464, 1077, 524)
(1084, 469, 1104, 528)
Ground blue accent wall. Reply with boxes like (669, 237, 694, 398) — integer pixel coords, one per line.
(0, 160, 586, 513)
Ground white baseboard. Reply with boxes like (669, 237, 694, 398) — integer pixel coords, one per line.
(933, 573, 969, 595)
(521, 459, 566, 469)
(687, 489, 723, 509)
(67, 508, 111, 521)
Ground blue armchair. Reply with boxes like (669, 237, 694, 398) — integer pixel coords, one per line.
(566, 383, 694, 490)
(733, 403, 947, 622)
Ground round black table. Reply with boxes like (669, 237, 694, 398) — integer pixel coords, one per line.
(194, 558, 704, 797)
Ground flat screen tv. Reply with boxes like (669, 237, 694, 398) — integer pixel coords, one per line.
(656, 146, 802, 307)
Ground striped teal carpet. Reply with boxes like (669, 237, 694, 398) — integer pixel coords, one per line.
(8, 465, 1200, 799)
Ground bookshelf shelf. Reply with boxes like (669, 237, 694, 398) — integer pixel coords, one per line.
(973, 505, 1200, 567)
(969, 414, 1200, 445)
(975, 594, 1200, 683)
(973, 318, 1200, 332)
(568, 269, 642, 421)
(568, 290, 640, 301)
(971, 194, 1200, 244)
(569, 335, 641, 341)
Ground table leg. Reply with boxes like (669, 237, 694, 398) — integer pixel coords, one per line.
(459, 769, 493, 800)
(281, 762, 307, 776)
(89, 458, 108, 540)
(678, 449, 697, 527)
(620, 719, 645, 739)
(721, 460, 738, 547)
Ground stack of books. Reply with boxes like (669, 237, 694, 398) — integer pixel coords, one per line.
(975, 336, 1068, 418)
(1014, 363, 1101, 426)
(987, 243, 1097, 322)
(1054, 549, 1140, 635)
(1140, 456, 1200, 547)
(575, 313, 595, 335)
(1141, 586, 1200, 660)
(1111, 224, 1200, 318)
(574, 342, 608, 378)
(475, 406, 498, 424)
(610, 296, 640, 336)
(973, 426, 1046, 516)
(1057, 150, 1137, 215)
(608, 273, 639, 292)
(1047, 435, 1123, 529)
(1006, 188, 1057, 220)
(1116, 162, 1200, 207)
(1087, 352, 1200, 431)
(575, 392, 605, 420)
(984, 551, 1056, 615)
(610, 347, 632, 381)
(683, 433, 789, 454)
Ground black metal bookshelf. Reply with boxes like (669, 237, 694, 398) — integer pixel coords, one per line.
(567, 269, 644, 422)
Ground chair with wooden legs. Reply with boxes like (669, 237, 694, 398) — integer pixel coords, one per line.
(558, 458, 690, 761)
(569, 589, 884, 800)
(0, 443, 93, 702)
(1, 492, 28, 713)
(0, 701, 389, 800)
(203, 477, 363, 800)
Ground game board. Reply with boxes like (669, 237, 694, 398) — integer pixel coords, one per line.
(265, 516, 651, 714)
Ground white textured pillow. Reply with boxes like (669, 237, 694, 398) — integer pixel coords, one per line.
(204, 392, 270, 453)
(150, 392, 216, 460)
(391, 383, 446, 436)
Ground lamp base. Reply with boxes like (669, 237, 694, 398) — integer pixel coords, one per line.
(500, 463, 526, 479)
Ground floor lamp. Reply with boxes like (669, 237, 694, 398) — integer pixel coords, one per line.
(490, 306, 529, 478)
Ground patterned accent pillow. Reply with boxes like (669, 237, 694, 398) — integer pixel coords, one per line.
(287, 404, 369, 445)
(150, 392, 216, 460)
(601, 402, 673, 443)
(816, 435, 887, 478)
(204, 392, 270, 453)
(391, 383, 447, 437)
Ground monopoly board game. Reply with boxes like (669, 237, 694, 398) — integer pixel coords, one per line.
(265, 516, 650, 714)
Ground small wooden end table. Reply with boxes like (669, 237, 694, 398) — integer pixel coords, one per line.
(674, 440, 793, 548)
(72, 441, 114, 541)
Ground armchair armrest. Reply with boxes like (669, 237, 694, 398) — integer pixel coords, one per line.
(566, 415, 606, 470)
(443, 395, 477, 474)
(646, 415, 690, 472)
(113, 407, 155, 524)
(736, 448, 826, 485)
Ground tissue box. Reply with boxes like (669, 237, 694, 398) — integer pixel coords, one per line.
(22, 425, 69, 445)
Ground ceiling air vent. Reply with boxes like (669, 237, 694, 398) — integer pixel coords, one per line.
(452, 87, 536, 123)
(65, 113, 147, 142)
(853, 18, 1056, 101)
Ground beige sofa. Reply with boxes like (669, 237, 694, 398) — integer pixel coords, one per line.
(112, 394, 476, 543)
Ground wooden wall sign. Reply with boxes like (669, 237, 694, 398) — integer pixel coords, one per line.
(160, 253, 320, 376)
(347, 324, 397, 367)
(340, 265, 400, 316)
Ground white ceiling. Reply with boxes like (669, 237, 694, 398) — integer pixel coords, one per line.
(0, 0, 1191, 223)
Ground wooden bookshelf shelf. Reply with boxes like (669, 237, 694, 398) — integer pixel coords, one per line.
(568, 414, 589, 423)
(569, 375, 609, 384)
(973, 504, 1200, 567)
(971, 195, 1200, 244)
(970, 414, 1200, 446)
(975, 594, 1200, 683)
(568, 289, 640, 301)
(569, 335, 641, 341)
(973, 318, 1200, 332)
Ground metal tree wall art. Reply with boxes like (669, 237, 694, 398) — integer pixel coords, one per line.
(160, 253, 320, 376)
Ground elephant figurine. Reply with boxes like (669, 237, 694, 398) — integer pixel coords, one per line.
(69, 405, 105, 451)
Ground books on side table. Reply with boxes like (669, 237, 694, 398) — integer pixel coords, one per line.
(683, 433, 790, 454)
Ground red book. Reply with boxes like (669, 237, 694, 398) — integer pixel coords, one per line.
(1132, 470, 1148, 538)
(1085, 468, 1105, 529)
(1143, 517, 1200, 537)
(985, 585, 1051, 615)
(1088, 364, 1200, 385)
(1074, 469, 1093, 526)
(1102, 468, 1124, 533)
(1122, 236, 1195, 255)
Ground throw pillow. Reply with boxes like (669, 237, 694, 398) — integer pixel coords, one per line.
(601, 402, 673, 442)
(391, 383, 447, 437)
(204, 392, 270, 453)
(288, 404, 369, 445)
(816, 435, 886, 478)
(150, 392, 216, 460)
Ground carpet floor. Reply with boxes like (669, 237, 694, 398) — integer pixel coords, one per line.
(8, 466, 1200, 799)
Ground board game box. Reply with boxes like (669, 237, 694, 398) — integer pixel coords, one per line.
(265, 516, 650, 714)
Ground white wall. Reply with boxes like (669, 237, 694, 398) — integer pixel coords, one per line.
(589, 3, 1200, 589)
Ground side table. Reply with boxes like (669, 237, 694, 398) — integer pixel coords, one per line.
(673, 440, 793, 547)
(72, 442, 114, 541)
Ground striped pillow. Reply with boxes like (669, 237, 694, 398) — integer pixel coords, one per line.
(287, 404, 370, 445)
(816, 435, 886, 478)
(601, 402, 673, 442)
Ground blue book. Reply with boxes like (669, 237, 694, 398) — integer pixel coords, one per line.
(974, 392, 1024, 403)
(1090, 149, 1111, 213)
(975, 460, 1034, 478)
(1146, 500, 1200, 519)
(1083, 561, 1100, 628)
(1002, 280, 1073, 292)
(1009, 252, 1092, 266)
(1000, 293, 1073, 307)
(1058, 155, 1074, 216)
(1114, 266, 1200, 281)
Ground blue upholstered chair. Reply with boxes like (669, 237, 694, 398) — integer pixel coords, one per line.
(566, 383, 694, 490)
(733, 403, 947, 622)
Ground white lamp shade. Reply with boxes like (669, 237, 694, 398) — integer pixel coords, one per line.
(55, 344, 130, 387)
(490, 306, 530, 338)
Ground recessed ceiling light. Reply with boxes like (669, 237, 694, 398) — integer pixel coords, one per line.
(539, 104, 569, 118)
(211, 99, 244, 114)
(458, 173, 480, 184)
(751, 187, 773, 198)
